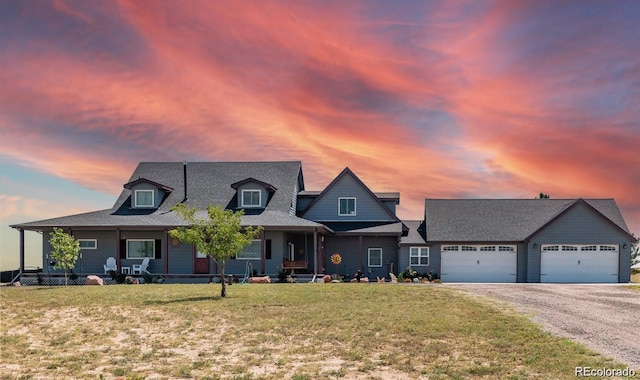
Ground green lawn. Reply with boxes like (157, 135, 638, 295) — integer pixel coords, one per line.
(0, 283, 630, 379)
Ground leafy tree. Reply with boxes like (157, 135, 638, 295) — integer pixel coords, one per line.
(48, 227, 81, 286)
(538, 193, 550, 199)
(169, 204, 262, 297)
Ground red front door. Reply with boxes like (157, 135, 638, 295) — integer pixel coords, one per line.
(194, 250, 209, 274)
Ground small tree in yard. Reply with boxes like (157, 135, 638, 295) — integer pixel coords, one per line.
(48, 227, 80, 286)
(169, 204, 262, 298)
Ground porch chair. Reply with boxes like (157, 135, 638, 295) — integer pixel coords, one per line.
(103, 257, 117, 274)
(132, 258, 150, 275)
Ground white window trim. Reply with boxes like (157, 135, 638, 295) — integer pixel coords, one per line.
(409, 246, 429, 266)
(134, 189, 154, 208)
(78, 239, 97, 250)
(241, 189, 262, 208)
(236, 239, 262, 260)
(126, 239, 155, 259)
(338, 197, 356, 216)
(368, 248, 382, 267)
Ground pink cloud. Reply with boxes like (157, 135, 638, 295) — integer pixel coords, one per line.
(0, 0, 637, 235)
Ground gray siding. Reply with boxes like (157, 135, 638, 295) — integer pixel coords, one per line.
(225, 231, 287, 275)
(168, 241, 194, 274)
(120, 230, 164, 274)
(73, 230, 119, 275)
(43, 229, 120, 275)
(303, 174, 395, 221)
(399, 245, 438, 277)
(381, 200, 397, 215)
(130, 182, 165, 208)
(527, 202, 632, 283)
(324, 236, 398, 280)
(517, 243, 528, 283)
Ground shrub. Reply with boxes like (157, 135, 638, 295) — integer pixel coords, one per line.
(402, 266, 417, 280)
(142, 271, 153, 284)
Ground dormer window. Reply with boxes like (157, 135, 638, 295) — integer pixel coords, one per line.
(241, 189, 261, 208)
(338, 197, 356, 216)
(134, 190, 154, 208)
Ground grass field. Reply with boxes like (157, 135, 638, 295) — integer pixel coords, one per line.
(0, 283, 629, 379)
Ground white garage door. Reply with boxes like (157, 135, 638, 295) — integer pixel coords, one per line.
(540, 245, 619, 283)
(441, 245, 517, 283)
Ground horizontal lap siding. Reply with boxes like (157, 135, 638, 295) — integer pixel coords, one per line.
(399, 245, 438, 277)
(325, 236, 360, 276)
(528, 202, 632, 283)
(325, 236, 398, 280)
(168, 242, 193, 274)
(517, 243, 528, 283)
(120, 231, 164, 274)
(225, 231, 286, 276)
(73, 230, 119, 275)
(303, 175, 395, 221)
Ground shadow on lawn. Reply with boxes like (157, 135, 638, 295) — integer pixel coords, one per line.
(144, 296, 223, 305)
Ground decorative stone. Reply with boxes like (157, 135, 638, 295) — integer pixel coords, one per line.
(85, 275, 104, 286)
(249, 276, 271, 283)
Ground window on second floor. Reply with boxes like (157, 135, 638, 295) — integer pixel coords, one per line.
(338, 197, 356, 216)
(241, 189, 261, 207)
(134, 190, 154, 208)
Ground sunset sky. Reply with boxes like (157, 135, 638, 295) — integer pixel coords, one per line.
(1, 0, 639, 270)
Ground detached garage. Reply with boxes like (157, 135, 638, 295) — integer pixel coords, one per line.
(423, 198, 636, 283)
(540, 244, 619, 283)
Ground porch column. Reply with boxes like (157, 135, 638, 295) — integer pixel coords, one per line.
(115, 229, 121, 269)
(164, 229, 169, 274)
(313, 229, 318, 274)
(260, 230, 266, 274)
(359, 235, 364, 270)
(19, 228, 25, 272)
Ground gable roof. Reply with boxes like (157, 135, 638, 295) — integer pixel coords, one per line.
(424, 198, 634, 242)
(400, 220, 427, 245)
(299, 167, 401, 222)
(230, 177, 277, 192)
(123, 178, 174, 192)
(13, 161, 328, 231)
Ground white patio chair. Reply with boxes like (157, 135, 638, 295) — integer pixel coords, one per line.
(103, 257, 117, 274)
(132, 258, 150, 275)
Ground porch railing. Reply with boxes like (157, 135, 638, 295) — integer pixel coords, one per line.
(282, 259, 307, 269)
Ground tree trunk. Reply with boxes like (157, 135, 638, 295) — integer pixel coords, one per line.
(64, 270, 68, 287)
(220, 260, 227, 298)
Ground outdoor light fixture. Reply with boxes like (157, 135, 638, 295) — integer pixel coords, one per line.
(533, 243, 538, 249)
(623, 244, 627, 249)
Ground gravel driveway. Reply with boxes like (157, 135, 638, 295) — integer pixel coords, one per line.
(443, 284, 640, 370)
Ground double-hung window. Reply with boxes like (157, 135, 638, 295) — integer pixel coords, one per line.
(410, 247, 429, 266)
(338, 197, 356, 216)
(368, 248, 382, 267)
(241, 190, 261, 207)
(134, 190, 154, 207)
